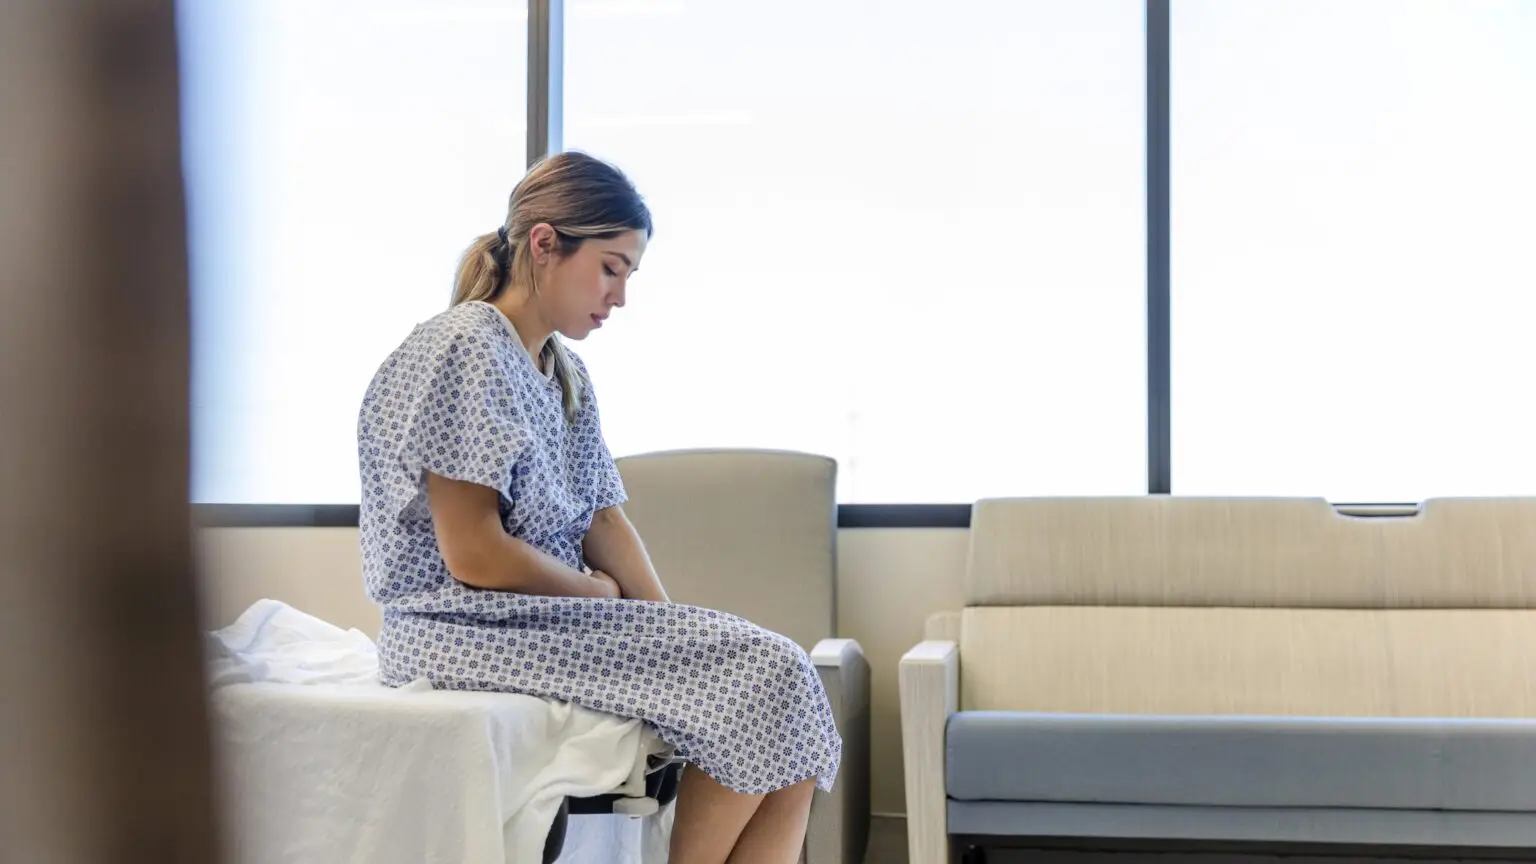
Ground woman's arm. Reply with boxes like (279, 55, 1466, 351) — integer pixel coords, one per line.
(427, 472, 620, 598)
(582, 506, 670, 603)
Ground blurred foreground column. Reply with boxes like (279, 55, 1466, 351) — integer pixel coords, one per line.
(0, 1, 220, 862)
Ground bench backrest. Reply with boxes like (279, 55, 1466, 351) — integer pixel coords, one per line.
(960, 497, 1536, 716)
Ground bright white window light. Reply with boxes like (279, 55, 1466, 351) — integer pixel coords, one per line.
(1172, 0, 1536, 500)
(564, 0, 1148, 503)
(180, 0, 528, 503)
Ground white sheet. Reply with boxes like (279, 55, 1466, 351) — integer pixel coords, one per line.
(208, 599, 672, 864)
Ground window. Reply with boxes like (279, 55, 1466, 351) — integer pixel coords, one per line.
(563, 0, 1147, 503)
(179, 0, 527, 503)
(1171, 0, 1536, 500)
(185, 0, 1533, 517)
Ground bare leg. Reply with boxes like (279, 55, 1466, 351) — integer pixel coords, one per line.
(668, 766, 765, 864)
(727, 778, 816, 864)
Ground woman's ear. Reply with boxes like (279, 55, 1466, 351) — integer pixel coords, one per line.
(527, 223, 557, 264)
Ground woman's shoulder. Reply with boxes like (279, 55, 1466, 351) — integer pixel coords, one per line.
(393, 302, 515, 364)
(417, 301, 505, 345)
(365, 303, 516, 395)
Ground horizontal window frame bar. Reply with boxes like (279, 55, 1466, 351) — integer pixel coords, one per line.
(194, 504, 363, 529)
(191, 501, 1429, 530)
(191, 503, 976, 529)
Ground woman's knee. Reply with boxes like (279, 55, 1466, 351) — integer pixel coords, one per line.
(737, 625, 809, 670)
(752, 631, 828, 705)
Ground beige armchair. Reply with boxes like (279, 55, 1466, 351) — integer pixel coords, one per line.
(616, 449, 870, 864)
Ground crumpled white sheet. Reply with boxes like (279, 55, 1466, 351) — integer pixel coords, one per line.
(207, 599, 673, 864)
(205, 597, 380, 688)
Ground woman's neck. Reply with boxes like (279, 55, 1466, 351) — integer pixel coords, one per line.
(490, 292, 552, 361)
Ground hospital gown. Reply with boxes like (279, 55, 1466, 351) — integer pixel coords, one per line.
(356, 300, 841, 795)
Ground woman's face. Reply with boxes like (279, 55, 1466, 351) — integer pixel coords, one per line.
(535, 227, 647, 341)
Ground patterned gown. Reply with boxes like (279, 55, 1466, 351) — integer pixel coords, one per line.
(356, 301, 841, 795)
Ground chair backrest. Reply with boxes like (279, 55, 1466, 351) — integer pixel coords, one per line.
(614, 449, 837, 650)
(958, 496, 1536, 717)
(197, 528, 380, 637)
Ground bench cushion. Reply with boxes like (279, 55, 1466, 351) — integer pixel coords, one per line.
(958, 606, 1536, 715)
(945, 711, 1536, 812)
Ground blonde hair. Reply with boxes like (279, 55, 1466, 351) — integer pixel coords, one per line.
(451, 151, 651, 422)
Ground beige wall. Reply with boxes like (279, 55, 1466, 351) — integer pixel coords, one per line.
(196, 525, 967, 817)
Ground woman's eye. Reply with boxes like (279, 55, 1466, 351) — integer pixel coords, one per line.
(603, 265, 617, 277)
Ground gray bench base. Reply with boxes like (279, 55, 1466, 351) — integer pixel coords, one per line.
(947, 712, 1536, 811)
(949, 800, 1536, 851)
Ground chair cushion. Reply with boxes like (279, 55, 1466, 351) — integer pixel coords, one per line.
(945, 711, 1536, 812)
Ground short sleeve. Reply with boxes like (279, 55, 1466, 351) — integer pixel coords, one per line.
(569, 353, 628, 511)
(405, 326, 528, 496)
(589, 423, 628, 511)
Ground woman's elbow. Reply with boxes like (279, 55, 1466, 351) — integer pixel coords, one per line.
(589, 505, 628, 534)
(438, 534, 497, 589)
(425, 472, 509, 589)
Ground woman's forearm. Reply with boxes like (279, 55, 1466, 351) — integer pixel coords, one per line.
(486, 533, 619, 597)
(448, 524, 614, 598)
(429, 471, 616, 598)
(582, 506, 670, 603)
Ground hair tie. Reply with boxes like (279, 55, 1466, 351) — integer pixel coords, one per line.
(492, 226, 513, 274)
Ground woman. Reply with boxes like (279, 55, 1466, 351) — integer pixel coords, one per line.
(356, 151, 840, 863)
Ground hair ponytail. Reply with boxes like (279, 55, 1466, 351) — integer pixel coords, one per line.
(450, 232, 505, 306)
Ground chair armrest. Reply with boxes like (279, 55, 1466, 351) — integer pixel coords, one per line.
(810, 637, 863, 669)
(900, 639, 959, 864)
(805, 638, 870, 864)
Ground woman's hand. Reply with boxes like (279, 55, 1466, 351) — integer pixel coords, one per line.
(582, 506, 671, 603)
(428, 472, 627, 598)
(589, 570, 623, 599)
